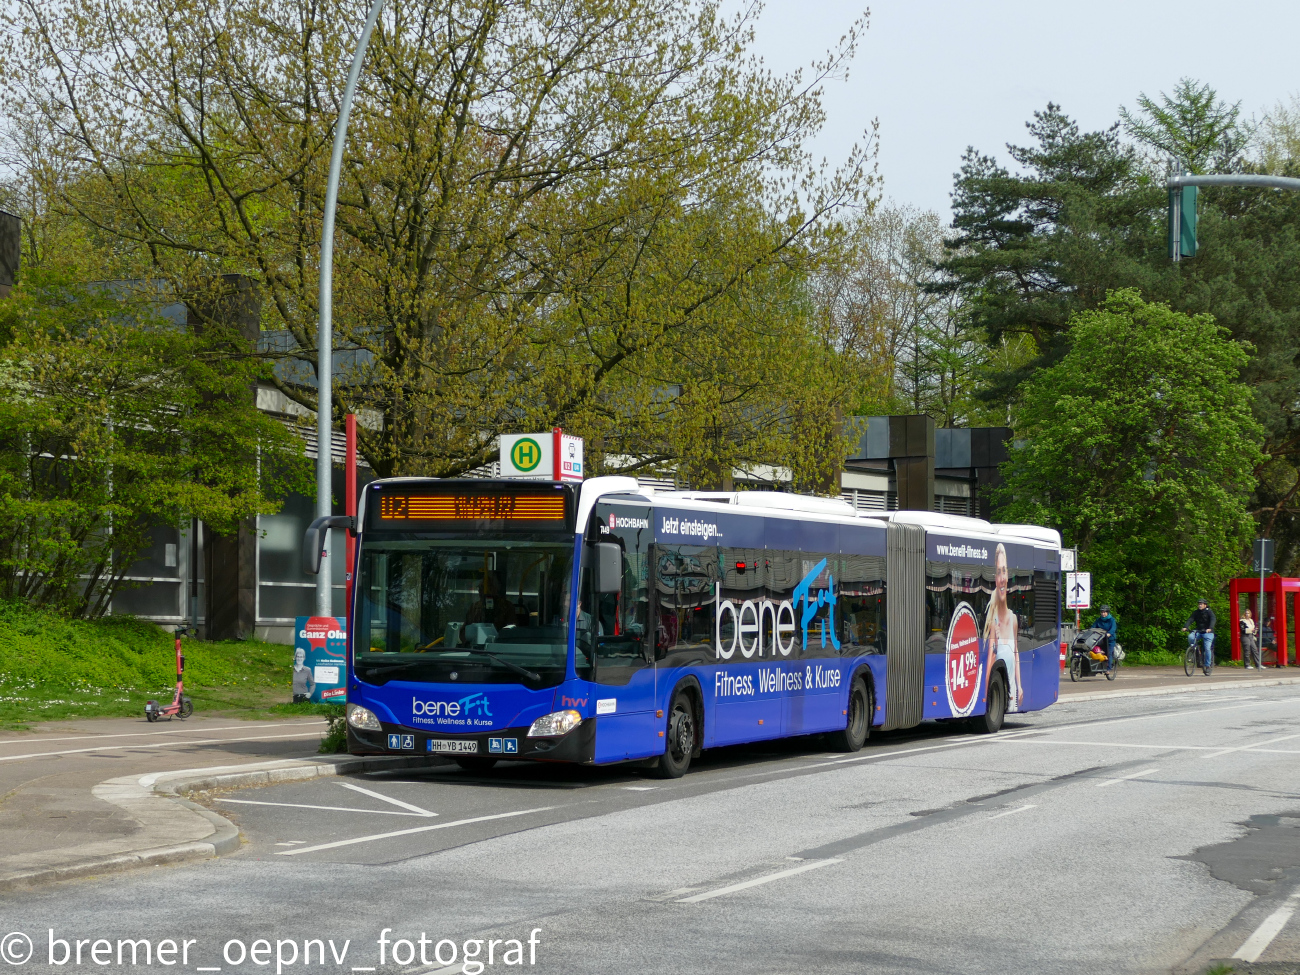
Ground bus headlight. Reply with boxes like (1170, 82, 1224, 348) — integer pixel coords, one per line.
(347, 704, 382, 731)
(527, 710, 582, 737)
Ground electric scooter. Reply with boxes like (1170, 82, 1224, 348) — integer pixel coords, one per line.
(145, 626, 194, 721)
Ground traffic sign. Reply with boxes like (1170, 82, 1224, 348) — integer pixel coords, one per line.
(499, 430, 584, 481)
(1065, 572, 1091, 610)
(1060, 548, 1076, 573)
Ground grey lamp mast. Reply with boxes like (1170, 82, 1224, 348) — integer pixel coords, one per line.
(314, 0, 387, 615)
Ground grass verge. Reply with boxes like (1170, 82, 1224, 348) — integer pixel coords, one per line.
(0, 599, 302, 729)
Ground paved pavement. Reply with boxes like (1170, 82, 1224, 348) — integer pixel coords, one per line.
(0, 715, 328, 863)
(1059, 663, 1300, 700)
(1, 670, 1298, 974)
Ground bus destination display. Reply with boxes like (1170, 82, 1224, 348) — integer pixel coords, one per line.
(377, 493, 567, 523)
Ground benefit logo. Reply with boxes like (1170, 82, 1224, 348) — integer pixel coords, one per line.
(945, 601, 982, 717)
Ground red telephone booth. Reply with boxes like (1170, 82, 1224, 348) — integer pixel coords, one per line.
(1227, 574, 1298, 667)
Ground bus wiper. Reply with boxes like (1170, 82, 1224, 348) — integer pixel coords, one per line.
(415, 645, 542, 682)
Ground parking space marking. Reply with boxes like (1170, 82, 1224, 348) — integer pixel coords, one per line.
(219, 798, 432, 817)
(1233, 887, 1300, 962)
(275, 806, 556, 856)
(987, 804, 1038, 820)
(1096, 768, 1159, 787)
(338, 782, 436, 817)
(676, 858, 843, 903)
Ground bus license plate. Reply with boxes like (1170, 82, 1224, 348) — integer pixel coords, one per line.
(426, 739, 478, 754)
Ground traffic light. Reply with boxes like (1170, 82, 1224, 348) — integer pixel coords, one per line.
(1168, 184, 1198, 260)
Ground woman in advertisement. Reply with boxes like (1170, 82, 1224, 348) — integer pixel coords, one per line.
(983, 542, 1023, 712)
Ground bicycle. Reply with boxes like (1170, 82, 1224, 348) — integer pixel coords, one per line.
(1183, 629, 1213, 677)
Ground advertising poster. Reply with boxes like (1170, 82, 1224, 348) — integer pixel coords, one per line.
(293, 615, 347, 704)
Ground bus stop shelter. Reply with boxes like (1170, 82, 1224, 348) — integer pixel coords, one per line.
(1228, 574, 1298, 666)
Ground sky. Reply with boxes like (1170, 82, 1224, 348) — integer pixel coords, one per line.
(747, 0, 1300, 221)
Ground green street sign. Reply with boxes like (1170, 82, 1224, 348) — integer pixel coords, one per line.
(1168, 184, 1198, 260)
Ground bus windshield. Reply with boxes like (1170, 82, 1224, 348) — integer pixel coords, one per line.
(355, 538, 577, 688)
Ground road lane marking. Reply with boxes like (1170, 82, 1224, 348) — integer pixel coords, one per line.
(624, 786, 656, 791)
(1233, 887, 1300, 962)
(219, 799, 433, 817)
(1204, 732, 1300, 760)
(275, 807, 556, 856)
(987, 804, 1038, 820)
(1096, 768, 1159, 787)
(677, 858, 844, 903)
(0, 722, 318, 747)
(0, 731, 324, 763)
(997, 738, 1214, 752)
(338, 782, 436, 816)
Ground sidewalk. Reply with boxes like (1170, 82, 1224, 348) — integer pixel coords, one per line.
(1058, 663, 1300, 702)
(0, 714, 443, 890)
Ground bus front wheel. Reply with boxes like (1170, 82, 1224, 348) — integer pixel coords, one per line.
(829, 676, 870, 752)
(650, 690, 696, 779)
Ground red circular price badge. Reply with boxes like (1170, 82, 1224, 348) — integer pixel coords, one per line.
(945, 602, 982, 717)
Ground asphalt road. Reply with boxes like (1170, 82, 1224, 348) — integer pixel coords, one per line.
(5, 689, 1300, 975)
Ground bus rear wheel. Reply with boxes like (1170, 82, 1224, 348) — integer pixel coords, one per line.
(650, 690, 696, 779)
(970, 671, 1006, 735)
(829, 676, 870, 752)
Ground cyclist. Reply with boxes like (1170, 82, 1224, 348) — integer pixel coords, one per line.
(1182, 598, 1217, 674)
(1090, 605, 1118, 670)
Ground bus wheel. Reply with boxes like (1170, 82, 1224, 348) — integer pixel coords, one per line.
(650, 690, 696, 779)
(829, 677, 870, 752)
(454, 757, 499, 772)
(970, 671, 1006, 735)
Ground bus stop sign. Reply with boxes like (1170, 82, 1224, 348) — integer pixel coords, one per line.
(1066, 572, 1091, 610)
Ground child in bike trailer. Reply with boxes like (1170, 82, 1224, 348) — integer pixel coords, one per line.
(1182, 598, 1216, 669)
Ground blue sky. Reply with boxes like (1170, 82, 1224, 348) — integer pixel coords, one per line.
(748, 0, 1300, 221)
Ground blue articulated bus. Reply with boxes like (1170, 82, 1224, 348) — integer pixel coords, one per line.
(318, 476, 1061, 778)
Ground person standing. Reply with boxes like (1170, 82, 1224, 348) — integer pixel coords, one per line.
(1090, 605, 1118, 670)
(1240, 608, 1261, 670)
(1182, 598, 1217, 675)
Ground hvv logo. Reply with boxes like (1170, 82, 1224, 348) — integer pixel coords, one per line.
(714, 558, 839, 659)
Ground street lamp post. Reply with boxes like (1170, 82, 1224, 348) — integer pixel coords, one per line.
(314, 0, 388, 616)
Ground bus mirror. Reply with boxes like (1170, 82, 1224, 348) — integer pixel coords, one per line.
(302, 515, 356, 575)
(594, 542, 622, 594)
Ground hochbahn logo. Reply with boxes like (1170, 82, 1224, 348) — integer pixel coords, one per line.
(609, 513, 649, 530)
(714, 558, 840, 659)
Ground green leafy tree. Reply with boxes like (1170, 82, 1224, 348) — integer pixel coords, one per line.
(943, 93, 1300, 574)
(1001, 291, 1262, 654)
(0, 0, 875, 485)
(0, 274, 309, 617)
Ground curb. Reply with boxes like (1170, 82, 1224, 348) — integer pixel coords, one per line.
(1057, 674, 1300, 704)
(0, 754, 448, 892)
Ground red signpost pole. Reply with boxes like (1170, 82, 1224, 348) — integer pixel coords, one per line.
(345, 413, 357, 630)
